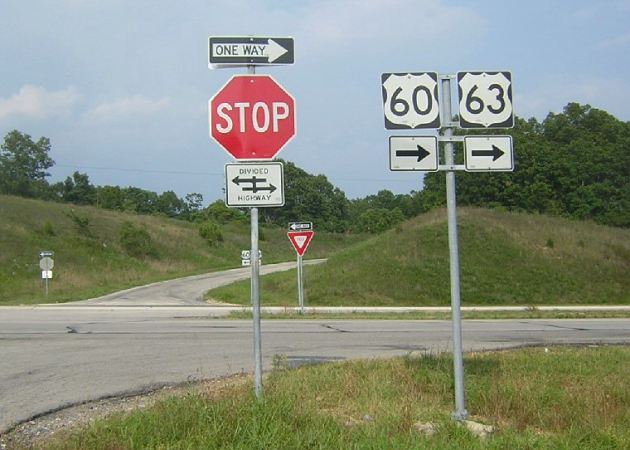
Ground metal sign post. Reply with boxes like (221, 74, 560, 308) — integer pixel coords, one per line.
(245, 64, 264, 400)
(297, 254, 304, 313)
(441, 75, 468, 421)
(209, 37, 295, 401)
(287, 229, 314, 312)
(39, 252, 54, 298)
(382, 69, 514, 421)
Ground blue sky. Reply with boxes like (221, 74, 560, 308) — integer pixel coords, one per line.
(1, 0, 629, 202)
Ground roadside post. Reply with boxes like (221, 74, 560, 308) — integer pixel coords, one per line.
(381, 71, 514, 420)
(287, 223, 314, 313)
(209, 36, 295, 399)
(38, 251, 54, 297)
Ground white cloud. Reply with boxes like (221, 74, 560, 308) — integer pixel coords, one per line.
(87, 95, 170, 120)
(0, 85, 81, 120)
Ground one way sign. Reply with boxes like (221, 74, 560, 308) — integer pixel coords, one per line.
(389, 136, 438, 171)
(209, 36, 294, 67)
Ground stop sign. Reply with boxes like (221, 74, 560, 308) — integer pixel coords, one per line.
(209, 75, 296, 160)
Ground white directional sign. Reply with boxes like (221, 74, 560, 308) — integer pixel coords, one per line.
(464, 136, 514, 172)
(457, 71, 513, 128)
(225, 162, 284, 207)
(209, 36, 294, 67)
(288, 222, 313, 231)
(389, 136, 438, 171)
(381, 72, 441, 129)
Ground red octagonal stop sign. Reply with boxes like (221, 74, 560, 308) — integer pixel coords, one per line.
(209, 74, 296, 160)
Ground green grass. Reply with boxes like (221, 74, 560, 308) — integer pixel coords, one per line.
(208, 208, 630, 306)
(0, 195, 365, 305)
(38, 346, 630, 449)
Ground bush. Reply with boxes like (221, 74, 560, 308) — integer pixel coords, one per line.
(41, 221, 56, 237)
(199, 221, 223, 246)
(65, 209, 92, 237)
(118, 221, 157, 258)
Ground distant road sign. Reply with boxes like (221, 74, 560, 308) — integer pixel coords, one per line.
(287, 231, 314, 257)
(288, 222, 313, 231)
(225, 162, 284, 207)
(464, 136, 514, 172)
(209, 36, 294, 66)
(381, 72, 441, 129)
(389, 136, 438, 171)
(457, 71, 513, 128)
(241, 250, 263, 260)
(39, 257, 54, 271)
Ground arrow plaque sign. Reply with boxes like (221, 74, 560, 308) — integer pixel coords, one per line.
(225, 162, 285, 207)
(463, 136, 514, 172)
(389, 136, 438, 171)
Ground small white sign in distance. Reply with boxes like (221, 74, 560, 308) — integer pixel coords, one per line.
(389, 136, 439, 171)
(381, 72, 441, 129)
(41, 270, 53, 279)
(457, 71, 513, 129)
(464, 136, 514, 172)
(241, 250, 262, 259)
(39, 257, 54, 271)
(225, 162, 284, 207)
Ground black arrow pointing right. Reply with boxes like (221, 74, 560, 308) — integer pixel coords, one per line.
(471, 145, 505, 161)
(396, 145, 431, 162)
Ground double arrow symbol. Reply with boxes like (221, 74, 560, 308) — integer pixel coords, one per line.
(232, 176, 277, 193)
(396, 144, 431, 162)
(471, 145, 505, 161)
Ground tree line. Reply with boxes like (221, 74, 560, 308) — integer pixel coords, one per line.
(1, 102, 628, 232)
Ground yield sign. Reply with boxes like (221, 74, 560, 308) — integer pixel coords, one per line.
(287, 231, 314, 256)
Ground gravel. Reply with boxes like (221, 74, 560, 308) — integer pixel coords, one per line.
(0, 375, 246, 449)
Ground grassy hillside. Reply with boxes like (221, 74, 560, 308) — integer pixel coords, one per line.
(0, 195, 365, 305)
(208, 208, 630, 306)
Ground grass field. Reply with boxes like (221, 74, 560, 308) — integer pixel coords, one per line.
(0, 195, 364, 305)
(208, 207, 630, 307)
(36, 346, 630, 449)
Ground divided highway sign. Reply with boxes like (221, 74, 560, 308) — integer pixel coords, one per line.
(225, 162, 284, 207)
(381, 72, 441, 129)
(389, 136, 438, 171)
(209, 36, 294, 66)
(464, 136, 514, 172)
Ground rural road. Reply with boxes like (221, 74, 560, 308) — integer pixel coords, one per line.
(1, 262, 629, 434)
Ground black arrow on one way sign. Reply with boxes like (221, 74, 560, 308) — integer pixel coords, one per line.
(232, 176, 277, 194)
(471, 145, 505, 161)
(396, 145, 431, 162)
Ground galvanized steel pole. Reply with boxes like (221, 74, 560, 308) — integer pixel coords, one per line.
(441, 75, 468, 421)
(297, 254, 304, 313)
(248, 65, 263, 399)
